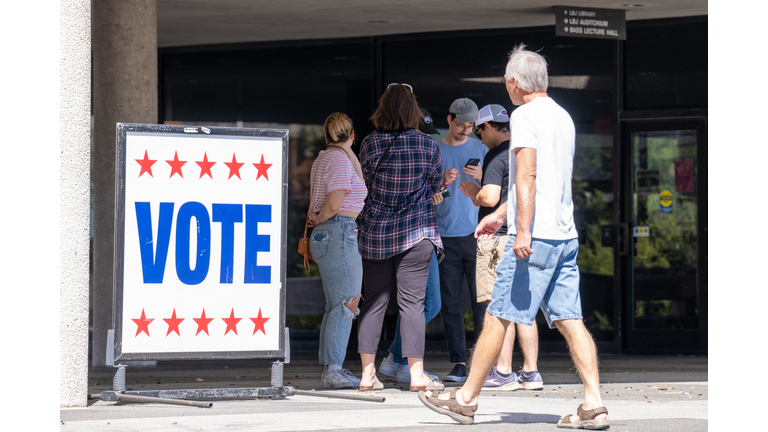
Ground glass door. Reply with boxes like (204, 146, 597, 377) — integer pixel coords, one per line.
(620, 120, 707, 352)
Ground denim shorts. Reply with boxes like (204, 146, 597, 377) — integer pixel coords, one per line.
(486, 235, 582, 329)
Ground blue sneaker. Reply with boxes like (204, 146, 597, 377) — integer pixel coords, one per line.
(481, 366, 521, 391)
(394, 363, 440, 383)
(379, 355, 399, 379)
(517, 367, 543, 390)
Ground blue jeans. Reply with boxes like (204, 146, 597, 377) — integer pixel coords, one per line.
(310, 215, 363, 366)
(487, 236, 581, 329)
(388, 251, 441, 365)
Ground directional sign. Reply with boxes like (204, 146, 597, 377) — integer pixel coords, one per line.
(113, 124, 288, 361)
(555, 6, 626, 40)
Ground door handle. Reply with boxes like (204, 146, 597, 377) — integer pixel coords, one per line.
(617, 223, 629, 256)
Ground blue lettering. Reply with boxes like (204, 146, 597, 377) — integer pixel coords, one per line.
(212, 204, 243, 283)
(135, 202, 174, 283)
(244, 204, 271, 284)
(175, 202, 211, 285)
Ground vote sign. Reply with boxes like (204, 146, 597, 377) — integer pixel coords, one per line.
(113, 124, 287, 361)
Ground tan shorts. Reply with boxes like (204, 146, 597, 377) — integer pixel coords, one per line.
(475, 234, 510, 303)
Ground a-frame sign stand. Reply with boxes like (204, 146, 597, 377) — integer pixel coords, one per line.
(99, 123, 383, 406)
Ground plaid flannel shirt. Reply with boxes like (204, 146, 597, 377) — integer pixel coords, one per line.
(356, 129, 444, 260)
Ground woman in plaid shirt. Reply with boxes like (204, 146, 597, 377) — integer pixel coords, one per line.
(356, 84, 458, 391)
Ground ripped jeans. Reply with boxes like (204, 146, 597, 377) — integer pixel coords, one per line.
(310, 215, 363, 366)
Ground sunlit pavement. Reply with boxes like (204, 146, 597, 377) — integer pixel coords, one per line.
(61, 352, 707, 431)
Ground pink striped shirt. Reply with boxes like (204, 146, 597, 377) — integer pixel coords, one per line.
(309, 149, 367, 213)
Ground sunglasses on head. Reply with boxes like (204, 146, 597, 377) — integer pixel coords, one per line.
(387, 83, 413, 93)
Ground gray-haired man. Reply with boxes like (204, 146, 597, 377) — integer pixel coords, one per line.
(420, 45, 609, 430)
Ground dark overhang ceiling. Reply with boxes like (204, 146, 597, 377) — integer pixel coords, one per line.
(157, 0, 707, 47)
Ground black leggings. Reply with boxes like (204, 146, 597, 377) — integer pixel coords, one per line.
(357, 239, 433, 358)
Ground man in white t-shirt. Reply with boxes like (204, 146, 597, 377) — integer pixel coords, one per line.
(419, 45, 609, 430)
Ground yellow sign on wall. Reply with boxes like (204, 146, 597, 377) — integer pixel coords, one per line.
(660, 190, 673, 214)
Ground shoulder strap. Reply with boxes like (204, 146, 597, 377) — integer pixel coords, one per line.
(325, 145, 349, 156)
(373, 130, 404, 174)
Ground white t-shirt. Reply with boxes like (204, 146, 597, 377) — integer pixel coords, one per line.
(508, 97, 577, 240)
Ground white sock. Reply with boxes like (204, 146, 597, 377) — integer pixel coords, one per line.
(327, 364, 341, 372)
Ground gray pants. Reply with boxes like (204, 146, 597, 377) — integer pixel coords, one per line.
(357, 240, 433, 358)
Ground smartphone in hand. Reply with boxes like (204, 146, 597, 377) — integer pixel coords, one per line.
(465, 158, 480, 167)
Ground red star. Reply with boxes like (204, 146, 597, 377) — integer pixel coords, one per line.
(196, 152, 216, 179)
(132, 309, 154, 337)
(224, 154, 245, 179)
(136, 150, 157, 177)
(252, 154, 273, 181)
(250, 308, 270, 335)
(222, 308, 242, 335)
(166, 151, 187, 178)
(193, 309, 214, 336)
(163, 309, 185, 336)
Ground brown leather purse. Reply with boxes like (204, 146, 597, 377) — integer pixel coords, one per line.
(297, 215, 314, 272)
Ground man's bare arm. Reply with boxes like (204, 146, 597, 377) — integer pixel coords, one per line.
(475, 201, 508, 240)
(512, 147, 536, 259)
(473, 184, 502, 207)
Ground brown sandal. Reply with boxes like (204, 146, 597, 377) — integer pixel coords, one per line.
(418, 389, 477, 425)
(556, 404, 609, 430)
(410, 374, 445, 392)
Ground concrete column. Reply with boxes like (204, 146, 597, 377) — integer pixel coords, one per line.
(92, 0, 158, 368)
(60, 0, 92, 408)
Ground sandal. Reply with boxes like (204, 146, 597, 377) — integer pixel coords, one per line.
(418, 389, 477, 425)
(410, 374, 445, 392)
(556, 404, 609, 430)
(358, 377, 384, 391)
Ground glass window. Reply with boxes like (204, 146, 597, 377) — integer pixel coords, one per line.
(161, 41, 375, 278)
(632, 129, 699, 330)
(625, 16, 708, 111)
(380, 28, 616, 341)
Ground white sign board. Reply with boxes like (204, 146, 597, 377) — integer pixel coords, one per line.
(113, 124, 287, 361)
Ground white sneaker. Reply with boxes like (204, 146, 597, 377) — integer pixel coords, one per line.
(395, 364, 440, 383)
(379, 355, 399, 378)
(339, 368, 361, 387)
(320, 368, 359, 388)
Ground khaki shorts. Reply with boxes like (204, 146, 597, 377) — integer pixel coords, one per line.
(475, 234, 510, 303)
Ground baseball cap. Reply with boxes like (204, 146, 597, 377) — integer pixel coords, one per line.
(449, 98, 479, 123)
(419, 107, 439, 134)
(475, 104, 510, 126)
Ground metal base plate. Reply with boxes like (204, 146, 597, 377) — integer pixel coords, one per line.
(100, 387, 287, 402)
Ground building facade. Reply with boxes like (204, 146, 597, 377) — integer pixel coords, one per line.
(157, 16, 708, 354)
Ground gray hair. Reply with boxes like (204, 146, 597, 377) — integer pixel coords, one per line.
(505, 44, 548, 93)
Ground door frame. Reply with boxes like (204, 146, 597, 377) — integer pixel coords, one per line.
(615, 110, 707, 354)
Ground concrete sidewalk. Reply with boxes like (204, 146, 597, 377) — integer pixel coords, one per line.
(61, 352, 707, 431)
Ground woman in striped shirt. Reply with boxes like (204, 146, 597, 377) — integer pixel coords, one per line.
(307, 113, 367, 388)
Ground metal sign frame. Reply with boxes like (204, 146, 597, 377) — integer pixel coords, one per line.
(112, 123, 288, 361)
